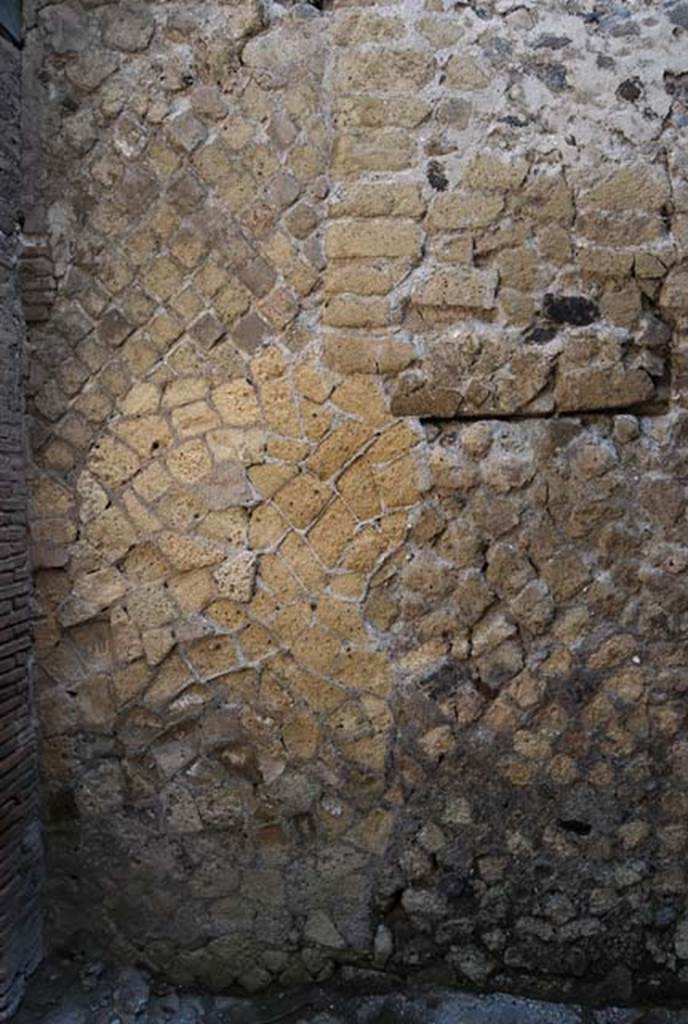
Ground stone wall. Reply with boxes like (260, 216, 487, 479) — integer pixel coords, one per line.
(0, 23, 43, 1023)
(23, 0, 688, 1003)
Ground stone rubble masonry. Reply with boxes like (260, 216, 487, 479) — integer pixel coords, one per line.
(15, 961, 688, 1024)
(17, 0, 688, 1007)
(0, 29, 43, 1024)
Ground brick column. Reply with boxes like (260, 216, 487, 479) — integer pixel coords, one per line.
(0, 24, 43, 1021)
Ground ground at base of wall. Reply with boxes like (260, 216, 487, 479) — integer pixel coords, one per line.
(12, 961, 688, 1024)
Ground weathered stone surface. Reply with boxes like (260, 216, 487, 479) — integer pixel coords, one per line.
(334, 50, 435, 93)
(427, 191, 504, 230)
(326, 220, 422, 260)
(18, 0, 688, 1007)
(102, 5, 155, 53)
(413, 268, 499, 311)
(214, 552, 257, 602)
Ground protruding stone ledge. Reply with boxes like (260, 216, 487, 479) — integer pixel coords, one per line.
(390, 321, 668, 419)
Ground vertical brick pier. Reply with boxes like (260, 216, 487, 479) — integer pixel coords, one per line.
(0, 19, 43, 1021)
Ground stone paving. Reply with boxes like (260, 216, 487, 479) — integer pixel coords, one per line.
(12, 962, 688, 1024)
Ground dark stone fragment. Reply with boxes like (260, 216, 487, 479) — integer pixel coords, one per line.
(617, 77, 643, 102)
(665, 71, 688, 98)
(420, 662, 471, 700)
(536, 34, 572, 49)
(538, 63, 569, 92)
(543, 292, 599, 326)
(654, 901, 679, 928)
(189, 312, 225, 349)
(483, 36, 512, 59)
(438, 870, 468, 902)
(120, 166, 158, 217)
(669, 2, 688, 29)
(455, 1, 491, 19)
(671, 413, 688, 445)
(427, 160, 448, 192)
(238, 255, 277, 297)
(113, 966, 150, 1017)
(97, 307, 134, 347)
(167, 171, 205, 215)
(524, 326, 558, 344)
(500, 115, 529, 127)
(557, 817, 591, 836)
(637, 312, 671, 351)
(233, 312, 268, 353)
(599, 10, 638, 36)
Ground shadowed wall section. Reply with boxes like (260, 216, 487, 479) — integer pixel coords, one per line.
(0, 20, 43, 1022)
